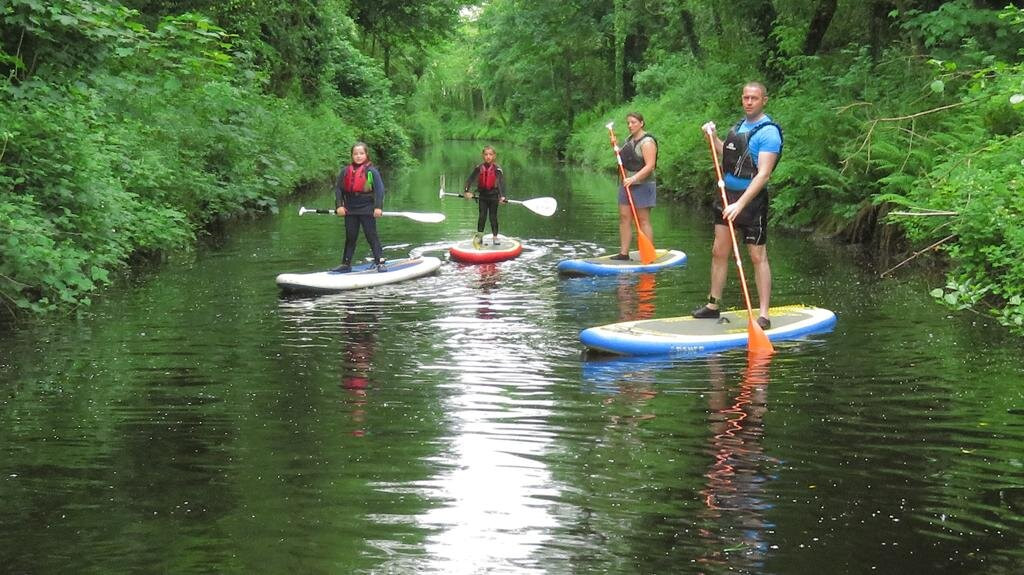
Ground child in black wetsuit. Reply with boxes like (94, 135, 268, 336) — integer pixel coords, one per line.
(463, 145, 507, 248)
(334, 142, 386, 272)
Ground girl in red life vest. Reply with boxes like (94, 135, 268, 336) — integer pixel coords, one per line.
(334, 142, 386, 272)
(462, 145, 507, 248)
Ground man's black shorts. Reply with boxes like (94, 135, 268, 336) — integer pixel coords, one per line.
(712, 188, 768, 245)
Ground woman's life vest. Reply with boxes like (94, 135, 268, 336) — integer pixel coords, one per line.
(620, 134, 657, 173)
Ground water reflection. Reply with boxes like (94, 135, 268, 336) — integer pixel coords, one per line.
(473, 263, 500, 320)
(405, 263, 561, 574)
(698, 354, 774, 571)
(616, 273, 656, 322)
(339, 310, 379, 438)
(582, 275, 660, 423)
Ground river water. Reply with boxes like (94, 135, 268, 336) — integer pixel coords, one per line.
(2, 142, 1023, 574)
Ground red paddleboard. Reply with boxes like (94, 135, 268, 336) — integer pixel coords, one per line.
(449, 236, 523, 264)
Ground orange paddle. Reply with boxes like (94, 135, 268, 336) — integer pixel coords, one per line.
(704, 128, 774, 355)
(606, 122, 656, 264)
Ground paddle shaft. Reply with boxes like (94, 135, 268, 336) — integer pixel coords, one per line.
(705, 129, 773, 354)
(441, 192, 555, 216)
(607, 124, 656, 263)
(298, 207, 444, 223)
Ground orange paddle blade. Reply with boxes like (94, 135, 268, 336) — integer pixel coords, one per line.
(636, 230, 657, 264)
(746, 317, 775, 354)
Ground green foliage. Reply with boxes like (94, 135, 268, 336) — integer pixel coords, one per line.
(898, 0, 1022, 61)
(0, 1, 397, 316)
(433, 0, 619, 152)
(348, 0, 462, 92)
(872, 6, 1024, 331)
(405, 20, 487, 146)
(323, 32, 411, 165)
(911, 130, 1024, 330)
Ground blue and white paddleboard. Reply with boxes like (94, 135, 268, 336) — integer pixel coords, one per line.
(558, 249, 686, 277)
(580, 305, 837, 356)
(276, 256, 441, 293)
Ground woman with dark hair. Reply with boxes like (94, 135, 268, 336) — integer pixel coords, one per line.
(613, 112, 658, 260)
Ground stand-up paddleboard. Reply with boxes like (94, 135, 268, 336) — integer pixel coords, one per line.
(558, 249, 686, 277)
(449, 236, 523, 264)
(276, 256, 442, 293)
(581, 305, 836, 356)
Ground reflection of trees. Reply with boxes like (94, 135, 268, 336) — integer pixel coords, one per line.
(698, 354, 774, 571)
(600, 366, 658, 427)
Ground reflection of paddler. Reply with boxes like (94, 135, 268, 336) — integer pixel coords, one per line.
(342, 374, 368, 392)
(474, 263, 500, 320)
(615, 274, 656, 322)
(339, 310, 378, 437)
(477, 263, 500, 292)
(698, 354, 773, 571)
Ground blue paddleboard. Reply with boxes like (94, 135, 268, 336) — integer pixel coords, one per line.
(580, 305, 837, 356)
(557, 249, 687, 277)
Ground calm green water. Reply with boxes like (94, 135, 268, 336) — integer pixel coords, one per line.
(2, 142, 1023, 574)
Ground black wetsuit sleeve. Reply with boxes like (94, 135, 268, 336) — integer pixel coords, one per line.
(334, 169, 345, 209)
(464, 165, 481, 193)
(496, 167, 507, 199)
(369, 166, 385, 210)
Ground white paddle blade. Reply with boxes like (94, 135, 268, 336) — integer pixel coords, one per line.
(382, 211, 446, 223)
(511, 197, 557, 217)
(605, 121, 615, 130)
(299, 207, 308, 215)
(523, 197, 557, 216)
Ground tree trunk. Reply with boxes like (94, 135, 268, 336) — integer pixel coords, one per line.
(613, 0, 626, 102)
(868, 0, 890, 63)
(802, 0, 838, 56)
(680, 9, 703, 62)
(750, 0, 781, 82)
(623, 30, 647, 100)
